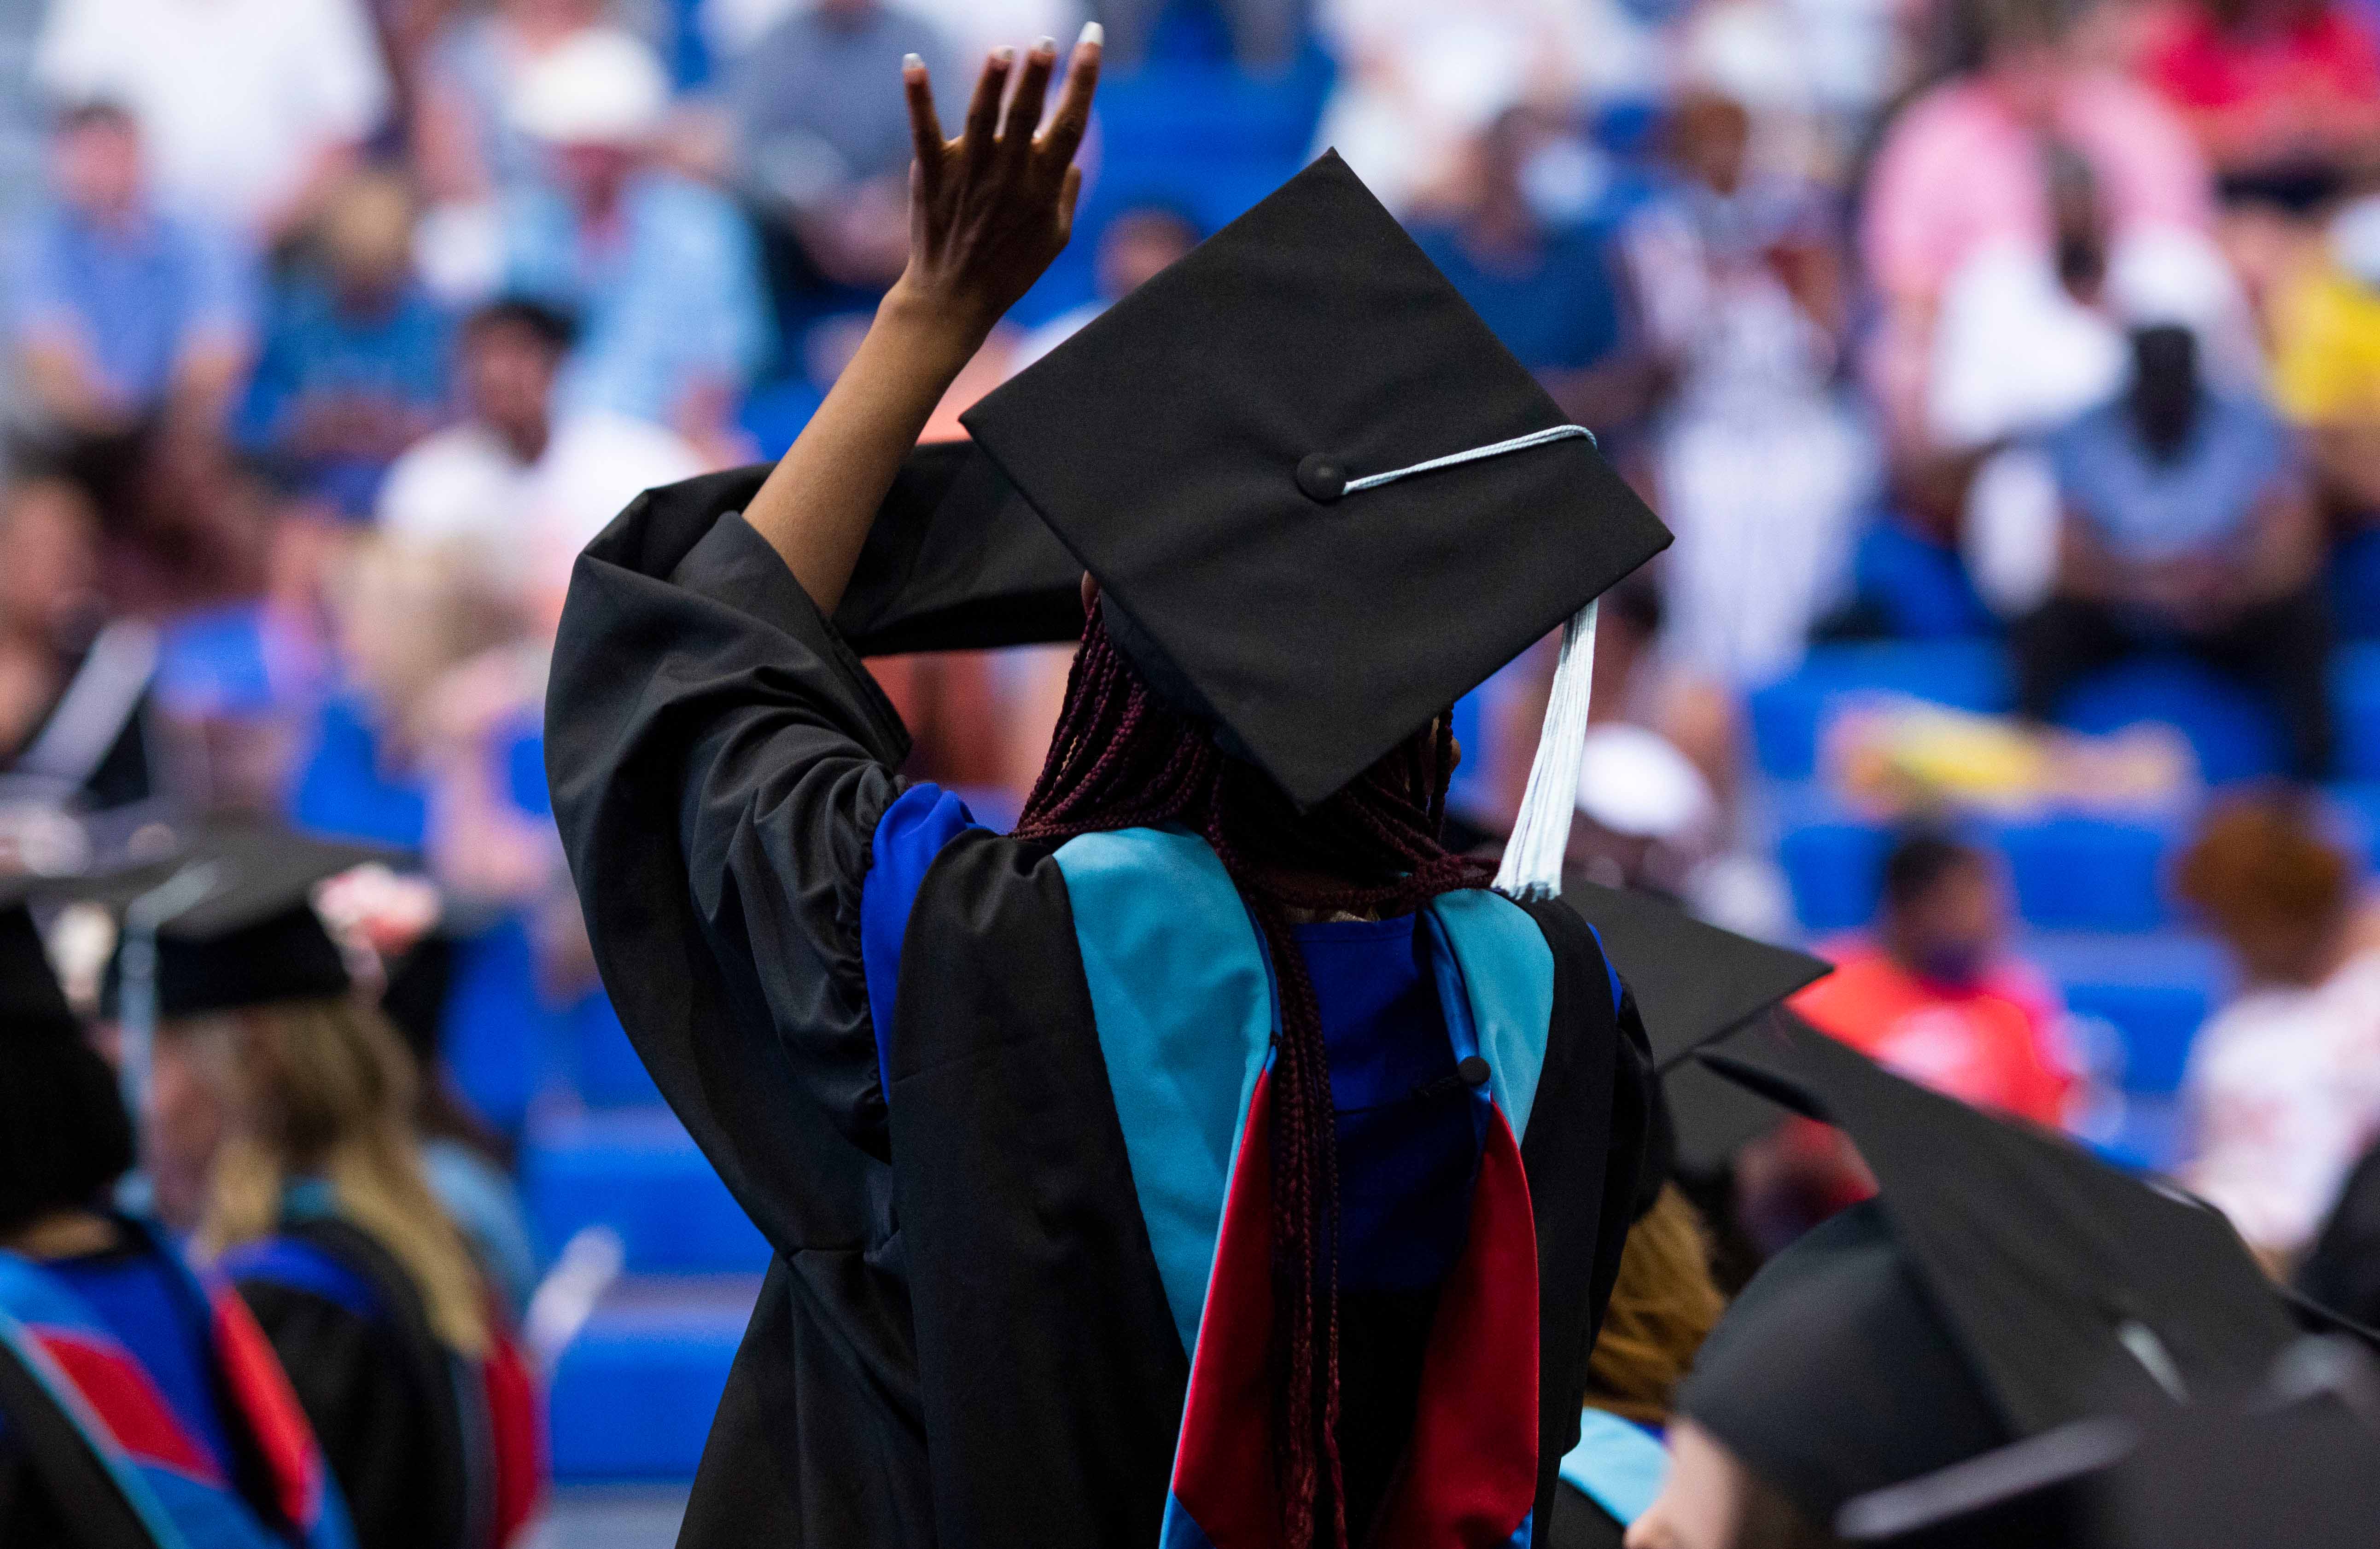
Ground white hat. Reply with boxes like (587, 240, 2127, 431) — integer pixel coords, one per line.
(1574, 723, 1716, 843)
(2103, 226, 2240, 336)
(510, 29, 671, 147)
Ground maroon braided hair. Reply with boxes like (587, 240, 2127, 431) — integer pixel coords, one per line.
(1015, 607, 1491, 1548)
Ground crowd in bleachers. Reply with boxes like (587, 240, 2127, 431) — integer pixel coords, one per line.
(13, 0, 2380, 1491)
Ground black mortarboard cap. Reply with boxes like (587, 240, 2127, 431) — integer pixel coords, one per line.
(0, 879, 78, 1042)
(1562, 879, 1831, 1181)
(607, 440, 1085, 658)
(960, 151, 1671, 808)
(94, 824, 399, 1020)
(1697, 1019, 2299, 1436)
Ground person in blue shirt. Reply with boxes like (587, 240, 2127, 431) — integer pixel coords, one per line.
(6, 100, 256, 440)
(500, 29, 769, 456)
(2016, 320, 2333, 777)
(239, 172, 454, 518)
(1406, 106, 1656, 435)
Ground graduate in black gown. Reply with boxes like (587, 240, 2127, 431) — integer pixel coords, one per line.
(0, 884, 354, 1549)
(535, 24, 1852, 1548)
(1622, 1018, 2316, 1549)
(100, 829, 540, 1549)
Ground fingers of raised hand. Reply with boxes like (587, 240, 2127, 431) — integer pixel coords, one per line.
(902, 56, 946, 192)
(1000, 38, 1058, 170)
(1035, 27, 1102, 184)
(961, 47, 1013, 164)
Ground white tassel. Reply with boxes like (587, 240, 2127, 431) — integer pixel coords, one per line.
(1493, 599, 1598, 901)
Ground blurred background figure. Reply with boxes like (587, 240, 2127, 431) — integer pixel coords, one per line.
(1010, 200, 1200, 368)
(2174, 791, 2380, 1272)
(1622, 84, 1873, 690)
(2015, 305, 2331, 777)
(496, 27, 767, 459)
(239, 172, 453, 522)
(6, 100, 253, 445)
(31, 0, 390, 247)
(415, 0, 612, 205)
(1791, 831, 2077, 1126)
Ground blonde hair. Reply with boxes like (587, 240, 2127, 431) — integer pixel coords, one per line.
(192, 997, 490, 1356)
(1585, 1184, 1727, 1426)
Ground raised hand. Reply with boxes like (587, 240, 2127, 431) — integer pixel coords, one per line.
(895, 24, 1103, 338)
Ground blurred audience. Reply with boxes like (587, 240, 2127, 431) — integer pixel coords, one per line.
(1791, 831, 2078, 1127)
(1861, 0, 2212, 455)
(2269, 191, 2380, 514)
(2175, 792, 2380, 1271)
(415, 0, 610, 204)
(32, 0, 391, 246)
(724, 0, 957, 303)
(239, 172, 454, 519)
(2140, 0, 2380, 181)
(1624, 87, 1874, 688)
(1312, 0, 1594, 214)
(707, 0, 1085, 72)
(2016, 314, 2331, 777)
(378, 297, 705, 620)
(498, 27, 768, 454)
(1407, 106, 1648, 431)
(6, 101, 254, 442)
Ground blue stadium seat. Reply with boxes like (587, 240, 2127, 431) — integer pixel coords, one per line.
(1748, 640, 2015, 780)
(548, 1277, 758, 1481)
(2333, 529, 2380, 641)
(2031, 932, 2227, 1095)
(2055, 656, 2284, 785)
(567, 995, 663, 1109)
(2335, 643, 2380, 781)
(525, 1109, 769, 1275)
(1776, 802, 2179, 934)
(1847, 520, 1996, 641)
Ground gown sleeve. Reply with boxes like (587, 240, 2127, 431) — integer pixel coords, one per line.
(546, 471, 918, 1257)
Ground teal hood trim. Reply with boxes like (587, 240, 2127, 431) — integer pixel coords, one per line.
(1051, 828, 1555, 1364)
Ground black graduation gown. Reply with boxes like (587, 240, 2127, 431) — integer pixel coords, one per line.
(545, 478, 1655, 1549)
(231, 1218, 479, 1549)
(1545, 1486, 1626, 1549)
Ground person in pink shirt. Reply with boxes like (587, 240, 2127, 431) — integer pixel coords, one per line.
(1861, 0, 2214, 451)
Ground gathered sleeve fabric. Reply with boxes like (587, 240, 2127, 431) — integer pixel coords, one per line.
(546, 471, 922, 1257)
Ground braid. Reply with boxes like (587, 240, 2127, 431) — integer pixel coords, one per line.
(1016, 610, 1491, 1549)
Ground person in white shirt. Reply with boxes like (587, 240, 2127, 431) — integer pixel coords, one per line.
(377, 297, 706, 626)
(32, 0, 391, 246)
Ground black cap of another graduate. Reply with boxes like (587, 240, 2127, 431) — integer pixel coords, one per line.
(1562, 879, 1830, 1184)
(962, 151, 1672, 808)
(0, 877, 134, 1231)
(96, 825, 397, 1020)
(1678, 1019, 2300, 1531)
(0, 880, 77, 1042)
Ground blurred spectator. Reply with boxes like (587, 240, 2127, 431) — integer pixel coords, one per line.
(1090, 0, 1298, 69)
(1407, 107, 1651, 430)
(378, 297, 705, 621)
(2269, 192, 2380, 513)
(0, 476, 158, 811)
(2175, 792, 2380, 1269)
(415, 0, 608, 203)
(1011, 202, 1200, 371)
(1791, 831, 2078, 1127)
(2140, 0, 2380, 181)
(32, 0, 391, 246)
(240, 172, 454, 519)
(2015, 320, 2331, 777)
(501, 27, 769, 452)
(706, 0, 1083, 78)
(1622, 87, 1875, 688)
(1312, 0, 1593, 215)
(723, 0, 957, 304)
(5, 102, 254, 441)
(1861, 0, 2212, 451)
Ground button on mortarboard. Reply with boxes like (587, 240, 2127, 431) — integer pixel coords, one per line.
(962, 150, 1671, 808)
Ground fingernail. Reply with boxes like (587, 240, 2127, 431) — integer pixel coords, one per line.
(992, 45, 1014, 63)
(902, 52, 923, 70)
(1035, 34, 1056, 53)
(1079, 21, 1104, 47)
